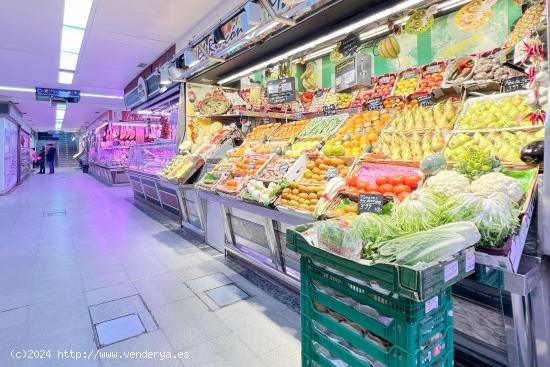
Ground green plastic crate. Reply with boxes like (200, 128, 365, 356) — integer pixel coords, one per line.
(287, 225, 475, 301)
(302, 349, 453, 367)
(301, 257, 452, 323)
(301, 291, 452, 354)
(474, 264, 504, 289)
(302, 320, 453, 367)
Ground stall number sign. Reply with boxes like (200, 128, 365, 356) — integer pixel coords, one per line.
(365, 97, 384, 111)
(267, 77, 296, 104)
(324, 167, 339, 179)
(323, 104, 337, 115)
(502, 75, 529, 93)
(358, 194, 384, 213)
(417, 94, 435, 107)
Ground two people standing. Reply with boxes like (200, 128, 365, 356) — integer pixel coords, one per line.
(37, 144, 56, 174)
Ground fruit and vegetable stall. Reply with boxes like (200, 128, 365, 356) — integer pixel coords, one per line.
(123, 0, 550, 365)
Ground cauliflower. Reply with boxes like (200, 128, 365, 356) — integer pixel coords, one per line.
(470, 172, 523, 203)
(425, 170, 470, 197)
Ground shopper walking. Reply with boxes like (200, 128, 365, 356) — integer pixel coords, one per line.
(46, 144, 56, 174)
(38, 147, 46, 174)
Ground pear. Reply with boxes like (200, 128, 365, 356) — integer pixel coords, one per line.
(401, 142, 412, 161)
(412, 131, 422, 144)
(422, 133, 433, 156)
(431, 129, 445, 152)
(411, 141, 424, 161)
(444, 100, 456, 125)
(392, 145, 402, 160)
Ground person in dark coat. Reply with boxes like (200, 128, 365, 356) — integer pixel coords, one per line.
(46, 144, 56, 174)
(38, 147, 46, 174)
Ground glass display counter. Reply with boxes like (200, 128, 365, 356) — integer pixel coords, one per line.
(128, 141, 176, 175)
(89, 146, 130, 185)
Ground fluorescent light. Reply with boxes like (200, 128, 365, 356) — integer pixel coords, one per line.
(218, 0, 425, 84)
(56, 109, 66, 120)
(63, 0, 93, 28)
(61, 26, 85, 53)
(438, 0, 470, 12)
(56, 103, 67, 110)
(59, 71, 74, 84)
(0, 85, 35, 92)
(60, 51, 79, 71)
(80, 93, 123, 99)
(55, 122, 63, 129)
(304, 45, 337, 61)
(137, 110, 153, 114)
(189, 60, 200, 67)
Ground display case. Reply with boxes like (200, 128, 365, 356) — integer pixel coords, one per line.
(94, 146, 129, 168)
(128, 141, 177, 175)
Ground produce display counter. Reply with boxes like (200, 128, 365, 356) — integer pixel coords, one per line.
(89, 162, 129, 186)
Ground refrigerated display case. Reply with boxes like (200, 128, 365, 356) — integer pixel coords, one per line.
(89, 146, 130, 185)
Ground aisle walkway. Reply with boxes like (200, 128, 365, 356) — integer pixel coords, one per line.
(0, 169, 300, 367)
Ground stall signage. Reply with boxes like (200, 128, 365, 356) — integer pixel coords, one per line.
(379, 76, 391, 84)
(402, 70, 416, 79)
(35, 87, 80, 103)
(417, 93, 435, 107)
(338, 32, 360, 57)
(266, 77, 296, 104)
(358, 194, 384, 213)
(502, 75, 529, 93)
(324, 167, 339, 179)
(335, 57, 356, 92)
(323, 104, 337, 115)
(425, 64, 441, 74)
(365, 97, 384, 111)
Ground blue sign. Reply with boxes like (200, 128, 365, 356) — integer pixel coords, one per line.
(35, 87, 80, 103)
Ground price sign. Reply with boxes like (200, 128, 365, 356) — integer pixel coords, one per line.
(402, 70, 416, 79)
(325, 167, 339, 179)
(365, 97, 384, 111)
(267, 77, 296, 104)
(338, 32, 360, 57)
(379, 76, 391, 84)
(425, 64, 441, 74)
(279, 162, 290, 173)
(358, 194, 384, 213)
(417, 94, 435, 107)
(323, 104, 337, 115)
(502, 75, 529, 93)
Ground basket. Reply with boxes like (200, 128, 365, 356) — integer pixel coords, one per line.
(288, 226, 476, 301)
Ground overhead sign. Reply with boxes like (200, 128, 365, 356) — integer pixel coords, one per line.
(266, 77, 296, 104)
(35, 88, 80, 103)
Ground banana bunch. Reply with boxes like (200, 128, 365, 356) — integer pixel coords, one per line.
(301, 62, 318, 90)
(378, 36, 400, 59)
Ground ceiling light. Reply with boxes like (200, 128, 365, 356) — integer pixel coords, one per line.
(56, 102, 67, 110)
(60, 51, 78, 71)
(59, 71, 74, 84)
(0, 85, 35, 93)
(55, 122, 63, 129)
(80, 93, 123, 99)
(304, 45, 337, 61)
(218, 0, 425, 84)
(438, 0, 470, 12)
(137, 110, 153, 114)
(63, 0, 93, 28)
(56, 109, 66, 120)
(61, 26, 85, 53)
(213, 26, 226, 45)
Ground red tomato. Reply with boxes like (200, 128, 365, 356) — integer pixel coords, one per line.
(356, 182, 368, 191)
(366, 191, 381, 195)
(404, 175, 422, 189)
(378, 184, 394, 194)
(346, 176, 357, 187)
(375, 176, 389, 186)
(399, 192, 411, 201)
(358, 189, 368, 194)
(366, 183, 379, 192)
(389, 175, 404, 186)
(393, 184, 412, 194)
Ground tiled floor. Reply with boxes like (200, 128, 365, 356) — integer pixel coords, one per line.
(0, 169, 301, 367)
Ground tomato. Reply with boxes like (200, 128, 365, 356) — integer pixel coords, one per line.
(398, 192, 411, 201)
(375, 176, 389, 186)
(346, 176, 357, 187)
(378, 184, 394, 194)
(356, 182, 368, 191)
(393, 184, 412, 194)
(404, 175, 422, 189)
(366, 190, 380, 195)
(366, 183, 379, 192)
(389, 175, 404, 186)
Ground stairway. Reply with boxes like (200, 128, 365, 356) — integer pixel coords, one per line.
(57, 132, 79, 168)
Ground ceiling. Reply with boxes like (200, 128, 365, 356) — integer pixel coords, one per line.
(0, 0, 242, 131)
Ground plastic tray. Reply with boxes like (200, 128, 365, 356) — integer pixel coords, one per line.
(288, 226, 476, 301)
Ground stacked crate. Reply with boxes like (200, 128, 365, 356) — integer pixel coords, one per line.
(286, 225, 475, 367)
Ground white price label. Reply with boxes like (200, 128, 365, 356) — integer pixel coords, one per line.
(444, 261, 459, 283)
(425, 296, 439, 314)
(465, 249, 475, 272)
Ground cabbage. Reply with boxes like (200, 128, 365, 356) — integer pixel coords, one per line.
(393, 188, 447, 233)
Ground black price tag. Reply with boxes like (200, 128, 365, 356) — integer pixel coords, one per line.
(358, 194, 384, 214)
(267, 77, 296, 104)
(365, 97, 384, 111)
(417, 94, 435, 107)
(325, 167, 339, 179)
(279, 162, 290, 173)
(323, 104, 337, 116)
(338, 33, 360, 57)
(502, 75, 529, 93)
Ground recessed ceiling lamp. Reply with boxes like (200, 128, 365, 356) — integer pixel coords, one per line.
(58, 0, 93, 84)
